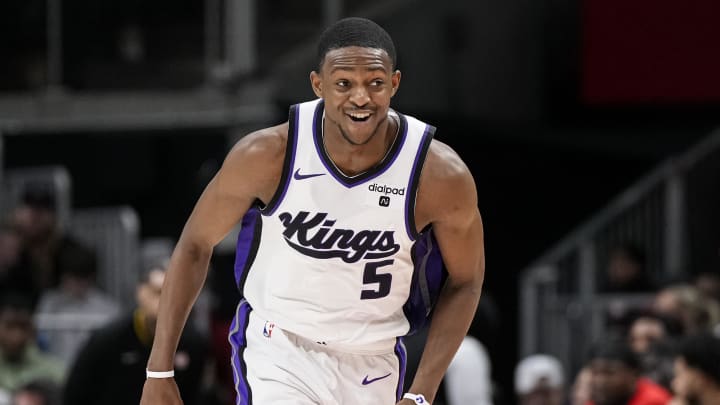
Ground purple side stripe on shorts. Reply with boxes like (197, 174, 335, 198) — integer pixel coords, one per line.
(228, 300, 253, 404)
(394, 337, 408, 402)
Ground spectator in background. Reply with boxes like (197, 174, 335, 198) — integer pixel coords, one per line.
(627, 313, 679, 391)
(0, 294, 64, 393)
(571, 367, 592, 405)
(402, 300, 501, 405)
(12, 380, 60, 405)
(514, 354, 565, 405)
(653, 284, 720, 336)
(694, 272, 720, 305)
(444, 336, 494, 405)
(35, 258, 119, 366)
(628, 311, 685, 355)
(694, 273, 720, 336)
(628, 314, 669, 355)
(11, 184, 97, 305)
(63, 267, 208, 405)
(640, 340, 678, 393)
(602, 243, 655, 293)
(402, 295, 502, 405)
(586, 339, 671, 405)
(0, 223, 29, 296)
(671, 333, 720, 405)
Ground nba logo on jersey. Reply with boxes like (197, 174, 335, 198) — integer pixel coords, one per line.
(379, 196, 390, 207)
(263, 321, 275, 338)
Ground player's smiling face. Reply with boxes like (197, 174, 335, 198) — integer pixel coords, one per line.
(311, 46, 401, 146)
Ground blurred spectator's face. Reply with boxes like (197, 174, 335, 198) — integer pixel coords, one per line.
(519, 386, 564, 405)
(13, 205, 56, 243)
(590, 359, 637, 405)
(695, 273, 720, 302)
(608, 251, 640, 285)
(0, 308, 34, 362)
(672, 357, 702, 403)
(0, 229, 21, 269)
(136, 269, 165, 321)
(60, 273, 93, 299)
(571, 367, 592, 405)
(629, 317, 666, 354)
(654, 290, 682, 320)
(13, 391, 45, 405)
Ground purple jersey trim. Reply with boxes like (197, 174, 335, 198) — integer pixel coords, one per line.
(403, 230, 447, 335)
(394, 337, 408, 402)
(404, 125, 436, 241)
(311, 100, 409, 188)
(233, 207, 262, 294)
(262, 104, 300, 216)
(228, 300, 253, 404)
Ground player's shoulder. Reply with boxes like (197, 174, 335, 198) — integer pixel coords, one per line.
(230, 122, 289, 158)
(422, 139, 473, 185)
(415, 139, 477, 226)
(224, 122, 289, 170)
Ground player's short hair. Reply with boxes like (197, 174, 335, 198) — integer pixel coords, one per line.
(678, 333, 720, 386)
(316, 17, 397, 71)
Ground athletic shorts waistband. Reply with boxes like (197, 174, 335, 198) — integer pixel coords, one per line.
(293, 332, 398, 355)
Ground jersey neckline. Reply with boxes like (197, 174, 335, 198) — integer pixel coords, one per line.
(311, 100, 408, 188)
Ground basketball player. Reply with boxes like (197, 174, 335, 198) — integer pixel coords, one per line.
(140, 17, 485, 405)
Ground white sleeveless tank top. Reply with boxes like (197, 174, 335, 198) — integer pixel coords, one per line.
(233, 99, 446, 348)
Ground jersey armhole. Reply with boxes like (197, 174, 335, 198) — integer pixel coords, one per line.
(404, 124, 436, 241)
(261, 104, 299, 215)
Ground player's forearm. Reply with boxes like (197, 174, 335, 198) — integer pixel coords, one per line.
(147, 240, 212, 370)
(407, 280, 482, 403)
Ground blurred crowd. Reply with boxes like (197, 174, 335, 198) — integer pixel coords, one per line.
(436, 241, 720, 405)
(2, 182, 720, 405)
(0, 183, 218, 405)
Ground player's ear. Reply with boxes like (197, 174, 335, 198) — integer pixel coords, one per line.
(391, 70, 401, 97)
(310, 71, 323, 98)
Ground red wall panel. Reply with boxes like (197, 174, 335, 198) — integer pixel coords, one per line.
(582, 0, 720, 104)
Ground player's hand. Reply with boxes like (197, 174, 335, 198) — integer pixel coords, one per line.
(140, 378, 183, 405)
(396, 399, 417, 405)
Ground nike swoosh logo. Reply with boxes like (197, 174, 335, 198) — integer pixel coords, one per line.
(362, 373, 392, 385)
(293, 168, 325, 180)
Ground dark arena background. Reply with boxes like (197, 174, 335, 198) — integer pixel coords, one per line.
(1, 1, 719, 404)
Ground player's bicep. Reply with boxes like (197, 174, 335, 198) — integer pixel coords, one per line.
(433, 194, 485, 288)
(425, 151, 485, 288)
(180, 169, 255, 250)
(179, 130, 284, 250)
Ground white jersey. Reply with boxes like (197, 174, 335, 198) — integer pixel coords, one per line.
(233, 99, 446, 347)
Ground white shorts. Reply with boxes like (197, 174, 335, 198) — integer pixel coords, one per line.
(228, 300, 407, 404)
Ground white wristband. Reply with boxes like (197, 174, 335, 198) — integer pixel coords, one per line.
(146, 369, 175, 379)
(403, 393, 429, 404)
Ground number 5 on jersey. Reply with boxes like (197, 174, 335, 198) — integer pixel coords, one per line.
(361, 260, 393, 299)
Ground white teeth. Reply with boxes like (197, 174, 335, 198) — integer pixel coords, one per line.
(349, 112, 370, 119)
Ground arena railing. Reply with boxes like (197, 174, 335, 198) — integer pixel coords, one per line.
(69, 206, 141, 308)
(1, 169, 141, 308)
(1, 166, 72, 231)
(519, 128, 720, 373)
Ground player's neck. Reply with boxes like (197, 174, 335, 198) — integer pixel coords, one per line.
(322, 115, 398, 177)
